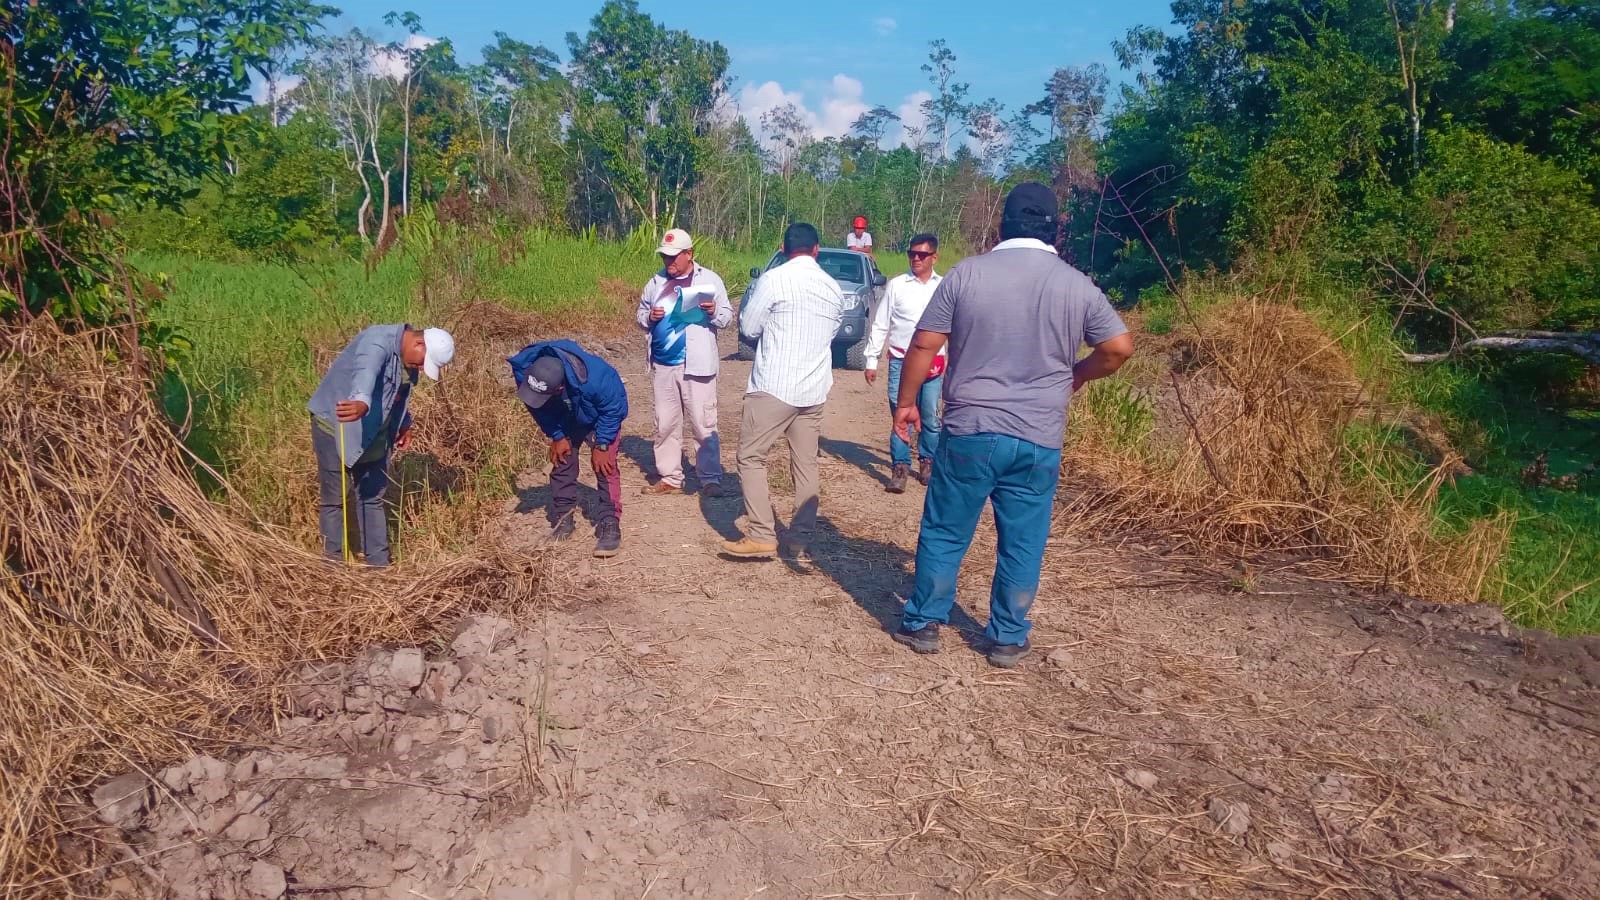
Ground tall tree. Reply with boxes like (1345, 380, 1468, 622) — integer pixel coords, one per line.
(565, 0, 729, 230)
(296, 30, 400, 246)
(920, 39, 970, 160)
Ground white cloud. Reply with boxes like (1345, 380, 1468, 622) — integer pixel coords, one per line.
(738, 75, 882, 143)
(737, 77, 936, 151)
(738, 79, 814, 140)
(816, 75, 869, 138)
(251, 73, 303, 106)
(369, 33, 438, 79)
(873, 16, 897, 36)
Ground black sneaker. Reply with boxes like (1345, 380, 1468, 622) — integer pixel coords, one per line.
(887, 464, 909, 494)
(548, 515, 577, 543)
(987, 639, 1032, 669)
(593, 519, 621, 558)
(891, 622, 940, 654)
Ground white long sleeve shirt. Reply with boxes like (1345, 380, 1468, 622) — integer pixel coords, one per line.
(739, 254, 844, 408)
(635, 264, 733, 377)
(863, 270, 943, 371)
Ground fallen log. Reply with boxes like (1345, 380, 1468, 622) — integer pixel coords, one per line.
(1402, 331, 1600, 366)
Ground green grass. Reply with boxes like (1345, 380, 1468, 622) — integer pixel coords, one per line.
(1401, 363, 1600, 634)
(1288, 284, 1600, 635)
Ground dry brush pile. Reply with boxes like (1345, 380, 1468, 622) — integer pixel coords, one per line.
(1062, 292, 1506, 602)
(0, 321, 548, 889)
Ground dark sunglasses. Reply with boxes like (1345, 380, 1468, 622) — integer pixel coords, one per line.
(908, 250, 935, 260)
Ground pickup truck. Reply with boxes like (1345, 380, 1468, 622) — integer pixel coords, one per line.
(736, 248, 888, 370)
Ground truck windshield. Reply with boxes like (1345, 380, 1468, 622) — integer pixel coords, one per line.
(765, 250, 864, 286)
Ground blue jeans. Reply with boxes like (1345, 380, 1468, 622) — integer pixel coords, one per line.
(901, 432, 1062, 646)
(886, 357, 941, 466)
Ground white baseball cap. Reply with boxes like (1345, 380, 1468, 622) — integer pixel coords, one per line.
(422, 327, 455, 381)
(656, 228, 693, 255)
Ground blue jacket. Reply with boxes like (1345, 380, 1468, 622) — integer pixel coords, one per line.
(307, 324, 416, 466)
(507, 340, 628, 446)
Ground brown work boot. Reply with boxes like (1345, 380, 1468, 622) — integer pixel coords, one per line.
(701, 481, 724, 498)
(641, 480, 681, 495)
(887, 464, 909, 494)
(916, 458, 933, 485)
(721, 537, 778, 559)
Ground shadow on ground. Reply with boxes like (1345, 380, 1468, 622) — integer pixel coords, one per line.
(619, 435, 655, 478)
(786, 515, 985, 650)
(515, 481, 605, 529)
(820, 437, 891, 488)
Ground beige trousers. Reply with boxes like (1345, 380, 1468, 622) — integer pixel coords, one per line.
(736, 391, 824, 545)
(651, 363, 722, 488)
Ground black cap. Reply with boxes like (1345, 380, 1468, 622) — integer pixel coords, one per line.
(1002, 182, 1058, 228)
(517, 355, 566, 409)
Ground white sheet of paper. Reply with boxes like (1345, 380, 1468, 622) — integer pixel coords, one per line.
(677, 285, 716, 312)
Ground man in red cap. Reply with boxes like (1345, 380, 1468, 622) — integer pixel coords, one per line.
(846, 216, 873, 259)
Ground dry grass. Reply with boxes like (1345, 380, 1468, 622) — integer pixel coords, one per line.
(1062, 293, 1507, 602)
(0, 320, 547, 890)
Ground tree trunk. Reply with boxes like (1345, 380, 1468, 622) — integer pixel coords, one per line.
(1403, 332, 1600, 366)
(355, 167, 375, 244)
(376, 167, 394, 247)
(401, 79, 412, 218)
(1388, 0, 1423, 175)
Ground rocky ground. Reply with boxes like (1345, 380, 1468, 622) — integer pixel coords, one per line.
(88, 335, 1600, 898)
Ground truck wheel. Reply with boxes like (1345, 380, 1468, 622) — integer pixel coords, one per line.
(835, 338, 869, 371)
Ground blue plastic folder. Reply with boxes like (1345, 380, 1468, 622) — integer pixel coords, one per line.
(663, 286, 713, 328)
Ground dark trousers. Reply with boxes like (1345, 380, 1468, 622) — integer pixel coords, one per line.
(549, 424, 623, 529)
(312, 419, 392, 566)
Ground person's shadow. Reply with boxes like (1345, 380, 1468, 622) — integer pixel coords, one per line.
(619, 435, 655, 476)
(785, 514, 986, 650)
(819, 437, 892, 488)
(515, 478, 604, 527)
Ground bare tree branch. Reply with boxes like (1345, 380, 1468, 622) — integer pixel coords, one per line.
(1403, 333, 1600, 365)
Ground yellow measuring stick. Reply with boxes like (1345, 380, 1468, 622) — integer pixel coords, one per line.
(337, 421, 352, 565)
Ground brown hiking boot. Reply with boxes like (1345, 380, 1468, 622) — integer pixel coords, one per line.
(916, 459, 933, 485)
(641, 480, 681, 495)
(887, 464, 909, 494)
(701, 481, 723, 498)
(721, 537, 778, 559)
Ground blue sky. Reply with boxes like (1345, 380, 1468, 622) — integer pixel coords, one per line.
(322, 0, 1176, 141)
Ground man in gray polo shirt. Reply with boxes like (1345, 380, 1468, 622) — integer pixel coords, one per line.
(887, 182, 1134, 667)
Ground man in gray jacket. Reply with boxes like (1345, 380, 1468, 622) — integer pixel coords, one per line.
(308, 324, 455, 566)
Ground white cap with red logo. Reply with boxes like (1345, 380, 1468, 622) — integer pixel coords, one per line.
(656, 228, 693, 255)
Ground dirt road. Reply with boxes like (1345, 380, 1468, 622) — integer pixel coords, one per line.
(131, 333, 1600, 898)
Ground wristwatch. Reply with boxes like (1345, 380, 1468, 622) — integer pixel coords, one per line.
(595, 442, 611, 452)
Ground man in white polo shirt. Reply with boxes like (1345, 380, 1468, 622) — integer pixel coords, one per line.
(722, 222, 844, 559)
(637, 228, 733, 497)
(864, 232, 944, 493)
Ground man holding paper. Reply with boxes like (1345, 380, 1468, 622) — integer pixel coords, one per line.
(636, 228, 734, 496)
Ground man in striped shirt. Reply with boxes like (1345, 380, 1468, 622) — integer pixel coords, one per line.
(722, 222, 844, 558)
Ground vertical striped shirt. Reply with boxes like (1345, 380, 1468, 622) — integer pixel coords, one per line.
(739, 254, 844, 408)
